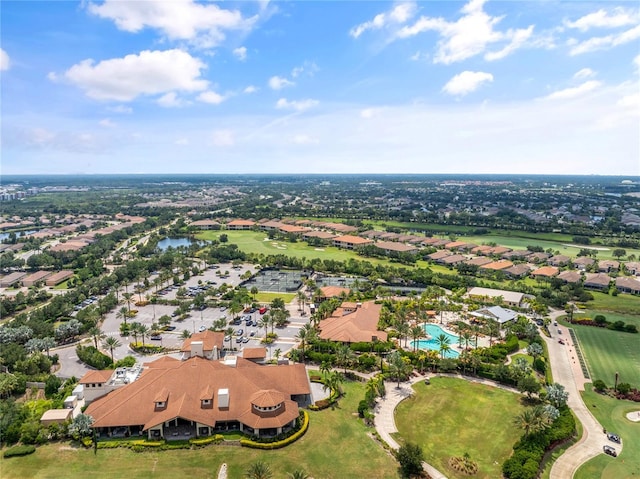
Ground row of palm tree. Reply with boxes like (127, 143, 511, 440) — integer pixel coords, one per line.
(244, 461, 309, 479)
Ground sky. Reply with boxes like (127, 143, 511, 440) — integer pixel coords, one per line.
(1, 0, 639, 176)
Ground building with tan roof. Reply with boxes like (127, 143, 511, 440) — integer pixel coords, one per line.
(439, 254, 466, 265)
(583, 273, 612, 290)
(22, 270, 52, 287)
(242, 347, 267, 363)
(557, 270, 582, 284)
(226, 219, 255, 230)
(548, 255, 570, 266)
(464, 257, 493, 267)
(318, 301, 387, 343)
(573, 257, 595, 270)
(317, 286, 350, 301)
(45, 270, 74, 286)
(84, 356, 310, 440)
(531, 266, 560, 278)
(427, 250, 452, 261)
(302, 230, 337, 241)
(190, 219, 220, 230)
(374, 241, 418, 254)
(624, 261, 640, 275)
(598, 260, 620, 273)
(504, 264, 531, 278)
(615, 276, 640, 295)
(467, 287, 524, 307)
(332, 235, 373, 250)
(480, 260, 514, 271)
(0, 271, 27, 287)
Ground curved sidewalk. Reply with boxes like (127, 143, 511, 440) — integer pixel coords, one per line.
(545, 315, 616, 479)
(373, 376, 448, 479)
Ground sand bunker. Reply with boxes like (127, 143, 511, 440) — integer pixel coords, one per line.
(626, 411, 640, 422)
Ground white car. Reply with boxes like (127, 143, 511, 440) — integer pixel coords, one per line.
(198, 325, 206, 332)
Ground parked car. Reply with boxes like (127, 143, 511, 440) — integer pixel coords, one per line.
(259, 307, 268, 314)
(164, 326, 176, 331)
(607, 433, 621, 444)
(603, 445, 617, 457)
(198, 325, 206, 332)
(236, 329, 244, 336)
(242, 336, 250, 343)
(150, 335, 162, 341)
(558, 339, 565, 345)
(249, 330, 256, 337)
(235, 336, 243, 343)
(557, 329, 562, 334)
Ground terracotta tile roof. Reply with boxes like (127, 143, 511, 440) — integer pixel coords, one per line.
(243, 347, 267, 359)
(250, 389, 285, 408)
(464, 257, 493, 267)
(84, 356, 310, 431)
(227, 219, 255, 227)
(480, 260, 513, 270)
(374, 241, 418, 253)
(318, 301, 387, 343)
(79, 370, 114, 385)
(531, 266, 559, 277)
(557, 270, 582, 283)
(319, 286, 350, 298)
(180, 330, 224, 353)
(333, 235, 372, 245)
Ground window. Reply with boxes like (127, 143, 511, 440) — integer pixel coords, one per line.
(201, 399, 211, 407)
(155, 401, 166, 408)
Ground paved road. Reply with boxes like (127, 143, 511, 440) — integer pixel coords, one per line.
(546, 311, 618, 479)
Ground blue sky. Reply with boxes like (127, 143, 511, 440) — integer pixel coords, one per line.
(1, 0, 639, 175)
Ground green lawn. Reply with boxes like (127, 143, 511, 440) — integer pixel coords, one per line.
(254, 292, 296, 303)
(394, 376, 525, 479)
(575, 385, 640, 479)
(582, 292, 640, 316)
(0, 381, 398, 479)
(568, 320, 640, 388)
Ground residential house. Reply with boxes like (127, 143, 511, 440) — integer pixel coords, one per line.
(84, 356, 311, 440)
(624, 261, 640, 275)
(22, 270, 52, 287)
(548, 255, 570, 267)
(190, 219, 220, 230)
(226, 219, 256, 230)
(428, 250, 452, 261)
(318, 301, 387, 343)
(531, 266, 559, 279)
(583, 273, 612, 290)
(480, 260, 514, 271)
(504, 264, 531, 279)
(374, 241, 418, 255)
(598, 260, 620, 273)
(332, 235, 373, 250)
(45, 270, 74, 287)
(464, 257, 493, 267)
(439, 254, 466, 265)
(573, 257, 595, 270)
(615, 276, 640, 295)
(526, 252, 551, 263)
(557, 270, 582, 284)
(0, 271, 27, 287)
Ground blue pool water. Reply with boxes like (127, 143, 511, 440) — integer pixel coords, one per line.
(411, 324, 460, 358)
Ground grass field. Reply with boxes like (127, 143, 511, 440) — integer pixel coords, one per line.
(393, 377, 524, 479)
(0, 381, 399, 479)
(566, 317, 640, 387)
(581, 292, 640, 316)
(254, 292, 296, 303)
(197, 230, 399, 268)
(574, 385, 640, 479)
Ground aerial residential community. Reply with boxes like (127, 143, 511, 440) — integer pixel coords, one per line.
(1, 1, 639, 479)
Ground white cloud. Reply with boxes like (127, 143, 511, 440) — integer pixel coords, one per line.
(564, 8, 638, 32)
(99, 118, 116, 128)
(175, 138, 189, 146)
(197, 90, 225, 104)
(396, 0, 535, 64)
(350, 2, 417, 38)
(107, 105, 133, 114)
(410, 51, 428, 61)
(569, 25, 640, 55)
(442, 71, 493, 96)
(543, 80, 602, 100)
(574, 68, 596, 80)
(87, 0, 254, 48)
(233, 46, 247, 61)
(276, 98, 319, 112)
(244, 85, 258, 94)
(360, 108, 380, 119)
(634, 54, 640, 74)
(291, 134, 319, 145)
(0, 48, 10, 71)
(210, 129, 234, 146)
(157, 92, 187, 108)
(291, 61, 319, 78)
(59, 49, 208, 101)
(268, 75, 294, 90)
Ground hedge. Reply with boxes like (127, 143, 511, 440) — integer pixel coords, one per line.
(241, 410, 309, 449)
(3, 445, 36, 458)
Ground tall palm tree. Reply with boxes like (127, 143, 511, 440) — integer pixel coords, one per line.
(296, 291, 306, 312)
(410, 325, 425, 352)
(88, 326, 105, 349)
(435, 333, 452, 359)
(245, 461, 273, 479)
(102, 336, 122, 364)
(296, 324, 312, 363)
(116, 306, 129, 325)
(335, 344, 355, 373)
(387, 351, 410, 388)
(396, 321, 411, 349)
(122, 292, 134, 313)
(513, 406, 552, 437)
(486, 319, 500, 346)
(323, 370, 345, 396)
(138, 324, 149, 346)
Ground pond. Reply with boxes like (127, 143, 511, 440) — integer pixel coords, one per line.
(157, 237, 195, 250)
(0, 230, 37, 241)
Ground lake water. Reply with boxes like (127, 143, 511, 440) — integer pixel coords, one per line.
(0, 230, 37, 241)
(157, 237, 194, 250)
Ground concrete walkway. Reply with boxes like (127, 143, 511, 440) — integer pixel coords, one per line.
(545, 311, 616, 479)
(373, 375, 448, 479)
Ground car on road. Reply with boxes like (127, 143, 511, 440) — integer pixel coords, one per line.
(150, 335, 162, 341)
(164, 326, 176, 331)
(242, 336, 250, 343)
(558, 339, 565, 345)
(259, 307, 268, 314)
(607, 433, 621, 443)
(249, 331, 255, 337)
(603, 445, 617, 457)
(236, 329, 244, 336)
(198, 325, 206, 332)
(557, 329, 562, 334)
(235, 336, 243, 343)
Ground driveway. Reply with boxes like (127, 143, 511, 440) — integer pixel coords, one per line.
(546, 311, 617, 479)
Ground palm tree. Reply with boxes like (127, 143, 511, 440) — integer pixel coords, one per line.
(296, 291, 306, 312)
(486, 319, 500, 346)
(138, 324, 149, 346)
(410, 325, 425, 352)
(116, 306, 129, 325)
(181, 329, 192, 340)
(88, 326, 105, 349)
(323, 370, 345, 396)
(296, 323, 313, 363)
(288, 470, 309, 479)
(396, 321, 411, 349)
(513, 406, 552, 437)
(435, 333, 452, 359)
(273, 348, 281, 362)
(122, 292, 134, 313)
(387, 351, 410, 388)
(102, 336, 121, 364)
(320, 360, 332, 377)
(245, 461, 273, 479)
(335, 344, 355, 373)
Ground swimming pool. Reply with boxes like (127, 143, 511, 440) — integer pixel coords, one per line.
(411, 324, 460, 358)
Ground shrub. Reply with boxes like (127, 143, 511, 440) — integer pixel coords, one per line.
(241, 411, 309, 449)
(616, 382, 631, 395)
(3, 445, 36, 458)
(395, 442, 424, 478)
(76, 345, 113, 369)
(593, 379, 607, 392)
